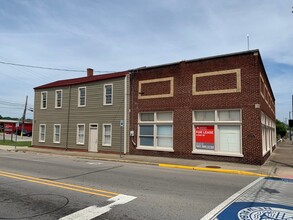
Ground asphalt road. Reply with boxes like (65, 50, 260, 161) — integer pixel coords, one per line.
(0, 150, 257, 219)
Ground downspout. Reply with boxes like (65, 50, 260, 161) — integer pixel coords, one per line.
(65, 85, 72, 150)
(130, 70, 137, 147)
(123, 75, 127, 154)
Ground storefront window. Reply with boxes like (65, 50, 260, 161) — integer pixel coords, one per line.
(138, 112, 173, 151)
(219, 125, 240, 153)
(193, 109, 242, 156)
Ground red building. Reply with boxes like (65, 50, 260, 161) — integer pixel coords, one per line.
(129, 50, 275, 165)
(0, 119, 33, 135)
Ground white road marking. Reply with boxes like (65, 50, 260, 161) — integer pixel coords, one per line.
(0, 155, 44, 162)
(59, 194, 136, 220)
(201, 177, 264, 220)
(86, 162, 103, 165)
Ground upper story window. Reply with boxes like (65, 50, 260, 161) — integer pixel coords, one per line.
(55, 90, 62, 108)
(78, 87, 86, 107)
(104, 84, 113, 105)
(41, 91, 47, 109)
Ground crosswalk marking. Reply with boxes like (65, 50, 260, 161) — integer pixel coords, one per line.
(202, 177, 293, 220)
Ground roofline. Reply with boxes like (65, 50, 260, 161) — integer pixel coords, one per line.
(34, 71, 128, 90)
(256, 51, 275, 101)
(129, 49, 260, 71)
(128, 49, 275, 101)
(0, 119, 32, 123)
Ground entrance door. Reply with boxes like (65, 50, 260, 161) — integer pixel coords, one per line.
(88, 124, 98, 152)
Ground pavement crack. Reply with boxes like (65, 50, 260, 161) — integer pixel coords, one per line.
(43, 165, 124, 181)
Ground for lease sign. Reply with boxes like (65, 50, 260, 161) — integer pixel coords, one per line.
(195, 125, 215, 150)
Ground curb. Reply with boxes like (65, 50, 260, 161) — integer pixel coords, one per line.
(4, 147, 270, 178)
(158, 164, 269, 177)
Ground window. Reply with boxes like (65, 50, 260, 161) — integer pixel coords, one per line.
(39, 124, 46, 142)
(261, 112, 276, 155)
(193, 109, 242, 156)
(54, 124, 61, 143)
(77, 124, 85, 144)
(55, 90, 62, 108)
(41, 91, 47, 109)
(194, 111, 214, 121)
(218, 110, 240, 121)
(219, 125, 240, 153)
(104, 84, 113, 105)
(78, 87, 86, 107)
(138, 112, 173, 151)
(103, 124, 112, 146)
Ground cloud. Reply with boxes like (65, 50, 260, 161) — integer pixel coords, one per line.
(0, 0, 292, 119)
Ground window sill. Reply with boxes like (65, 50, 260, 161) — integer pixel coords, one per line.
(262, 149, 270, 156)
(78, 105, 86, 108)
(192, 150, 243, 157)
(102, 144, 112, 147)
(137, 146, 174, 152)
(77, 143, 85, 145)
(38, 140, 45, 143)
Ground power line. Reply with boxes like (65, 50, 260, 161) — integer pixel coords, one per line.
(0, 99, 33, 109)
(0, 61, 114, 73)
(0, 61, 86, 72)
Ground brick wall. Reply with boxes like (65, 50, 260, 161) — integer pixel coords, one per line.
(129, 51, 275, 165)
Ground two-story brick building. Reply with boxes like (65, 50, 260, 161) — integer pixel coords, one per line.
(32, 69, 129, 154)
(129, 50, 276, 165)
(33, 49, 276, 165)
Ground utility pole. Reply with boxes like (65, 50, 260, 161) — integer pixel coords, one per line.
(290, 94, 293, 140)
(21, 96, 28, 137)
(288, 111, 292, 141)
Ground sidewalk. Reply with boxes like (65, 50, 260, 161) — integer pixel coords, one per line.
(1, 140, 292, 178)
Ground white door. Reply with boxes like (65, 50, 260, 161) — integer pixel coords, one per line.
(88, 124, 98, 152)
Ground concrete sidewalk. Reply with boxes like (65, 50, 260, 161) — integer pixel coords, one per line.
(1, 140, 292, 178)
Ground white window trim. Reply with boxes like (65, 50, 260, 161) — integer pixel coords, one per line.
(137, 146, 175, 152)
(76, 124, 85, 145)
(78, 87, 86, 107)
(40, 91, 47, 109)
(137, 112, 174, 151)
(55, 89, 63, 108)
(102, 123, 112, 146)
(103, 84, 113, 106)
(53, 124, 61, 144)
(39, 124, 46, 142)
(192, 109, 243, 157)
(261, 112, 275, 156)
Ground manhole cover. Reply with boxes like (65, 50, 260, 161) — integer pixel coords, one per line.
(206, 166, 221, 169)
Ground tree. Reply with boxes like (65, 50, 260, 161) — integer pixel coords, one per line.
(276, 119, 287, 138)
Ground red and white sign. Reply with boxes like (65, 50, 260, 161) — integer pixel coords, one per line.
(195, 126, 215, 150)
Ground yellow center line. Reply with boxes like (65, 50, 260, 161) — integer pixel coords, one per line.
(0, 170, 119, 198)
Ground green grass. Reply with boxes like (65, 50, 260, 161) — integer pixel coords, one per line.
(0, 140, 31, 147)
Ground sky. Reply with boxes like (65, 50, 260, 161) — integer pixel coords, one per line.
(0, 0, 292, 122)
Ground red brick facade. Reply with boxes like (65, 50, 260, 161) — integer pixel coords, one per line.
(129, 50, 275, 165)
